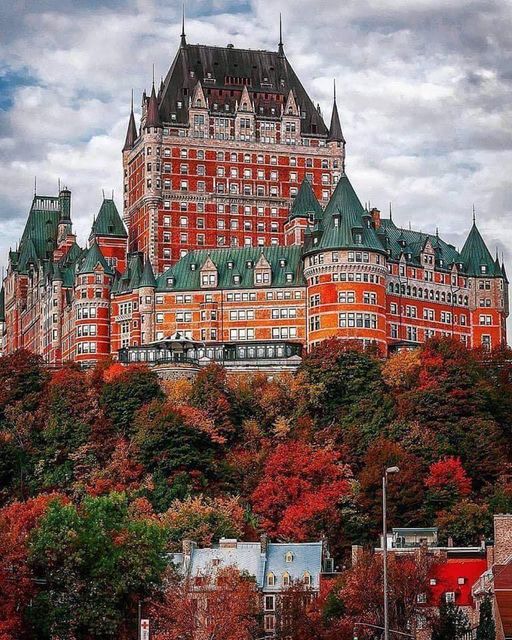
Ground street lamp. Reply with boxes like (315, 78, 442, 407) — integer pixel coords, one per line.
(383, 466, 400, 640)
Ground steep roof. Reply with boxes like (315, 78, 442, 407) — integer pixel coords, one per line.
(78, 242, 113, 275)
(122, 107, 138, 151)
(311, 174, 384, 253)
(145, 84, 162, 129)
(288, 178, 323, 221)
(264, 542, 323, 593)
(116, 253, 144, 293)
(90, 199, 127, 239)
(379, 219, 461, 269)
(139, 258, 157, 288)
(16, 195, 61, 272)
(328, 98, 344, 143)
(157, 245, 304, 291)
(157, 42, 328, 136)
(460, 222, 501, 277)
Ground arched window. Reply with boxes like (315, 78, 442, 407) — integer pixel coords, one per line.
(303, 572, 312, 586)
(285, 551, 294, 563)
(267, 573, 275, 586)
(282, 572, 290, 586)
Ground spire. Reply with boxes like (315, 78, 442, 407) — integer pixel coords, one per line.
(180, 4, 187, 48)
(389, 202, 392, 220)
(139, 257, 157, 288)
(123, 90, 138, 151)
(328, 80, 345, 144)
(278, 13, 284, 57)
(145, 80, 162, 130)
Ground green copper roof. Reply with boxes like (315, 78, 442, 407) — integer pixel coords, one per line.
(90, 199, 127, 239)
(311, 174, 385, 254)
(289, 178, 323, 221)
(139, 259, 157, 288)
(116, 253, 144, 293)
(157, 245, 304, 291)
(379, 219, 460, 269)
(460, 222, 500, 277)
(78, 242, 114, 275)
(17, 196, 61, 271)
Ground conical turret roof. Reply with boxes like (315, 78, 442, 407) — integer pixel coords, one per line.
(122, 105, 137, 151)
(460, 222, 500, 277)
(288, 178, 323, 221)
(78, 242, 113, 275)
(328, 98, 345, 143)
(145, 84, 162, 129)
(312, 174, 384, 253)
(139, 258, 157, 288)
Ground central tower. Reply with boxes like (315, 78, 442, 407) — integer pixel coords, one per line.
(122, 25, 345, 274)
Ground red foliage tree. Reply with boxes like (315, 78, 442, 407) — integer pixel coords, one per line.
(425, 456, 471, 500)
(149, 566, 258, 640)
(251, 441, 351, 540)
(0, 494, 64, 640)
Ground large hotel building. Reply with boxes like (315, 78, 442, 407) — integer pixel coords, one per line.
(0, 28, 508, 367)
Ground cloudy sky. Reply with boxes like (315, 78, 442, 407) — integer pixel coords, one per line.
(1, 0, 511, 281)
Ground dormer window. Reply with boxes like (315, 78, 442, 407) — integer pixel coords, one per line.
(333, 217, 340, 228)
(354, 233, 362, 244)
(246, 260, 253, 268)
(282, 572, 290, 586)
(285, 551, 294, 563)
(279, 259, 287, 267)
(227, 261, 234, 269)
(303, 572, 311, 586)
(285, 273, 293, 283)
(166, 276, 175, 286)
(233, 274, 241, 284)
(177, 101, 182, 109)
(190, 263, 196, 271)
(267, 573, 275, 586)
(481, 265, 487, 274)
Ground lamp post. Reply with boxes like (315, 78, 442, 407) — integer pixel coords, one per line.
(383, 466, 400, 640)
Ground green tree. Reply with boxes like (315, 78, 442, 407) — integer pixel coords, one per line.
(99, 366, 163, 436)
(28, 493, 167, 639)
(476, 596, 495, 640)
(432, 602, 471, 640)
(436, 500, 492, 546)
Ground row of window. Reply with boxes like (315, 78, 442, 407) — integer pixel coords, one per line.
(162, 203, 281, 216)
(172, 216, 280, 232)
(388, 282, 469, 306)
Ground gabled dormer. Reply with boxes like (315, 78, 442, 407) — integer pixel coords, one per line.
(421, 238, 435, 269)
(191, 80, 208, 110)
(254, 252, 272, 286)
(284, 89, 299, 117)
(200, 255, 218, 288)
(238, 85, 254, 113)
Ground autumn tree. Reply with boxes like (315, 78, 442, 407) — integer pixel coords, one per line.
(150, 566, 258, 640)
(328, 550, 435, 639)
(132, 400, 220, 511)
(0, 494, 61, 640)
(99, 365, 163, 436)
(435, 500, 492, 546)
(425, 456, 472, 515)
(251, 441, 351, 541)
(27, 492, 167, 639)
(162, 494, 245, 549)
(359, 438, 426, 535)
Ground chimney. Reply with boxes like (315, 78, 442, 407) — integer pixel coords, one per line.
(260, 533, 268, 555)
(351, 544, 364, 567)
(219, 538, 238, 549)
(493, 514, 512, 564)
(182, 539, 196, 557)
(370, 207, 381, 229)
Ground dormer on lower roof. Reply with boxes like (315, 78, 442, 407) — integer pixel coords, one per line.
(254, 252, 272, 286)
(200, 255, 218, 288)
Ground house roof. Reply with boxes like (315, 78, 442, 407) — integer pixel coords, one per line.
(16, 196, 61, 272)
(264, 542, 323, 593)
(157, 245, 304, 291)
(157, 42, 328, 136)
(186, 542, 264, 587)
(139, 258, 157, 288)
(494, 564, 512, 637)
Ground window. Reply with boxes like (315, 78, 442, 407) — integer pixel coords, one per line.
(430, 579, 437, 586)
(303, 572, 311, 586)
(417, 593, 427, 604)
(282, 572, 290, 586)
(457, 577, 465, 585)
(339, 291, 355, 303)
(264, 595, 275, 611)
(445, 592, 456, 603)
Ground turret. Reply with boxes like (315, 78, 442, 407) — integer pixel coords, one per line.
(284, 178, 322, 246)
(303, 174, 388, 352)
(122, 93, 138, 152)
(144, 83, 162, 130)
